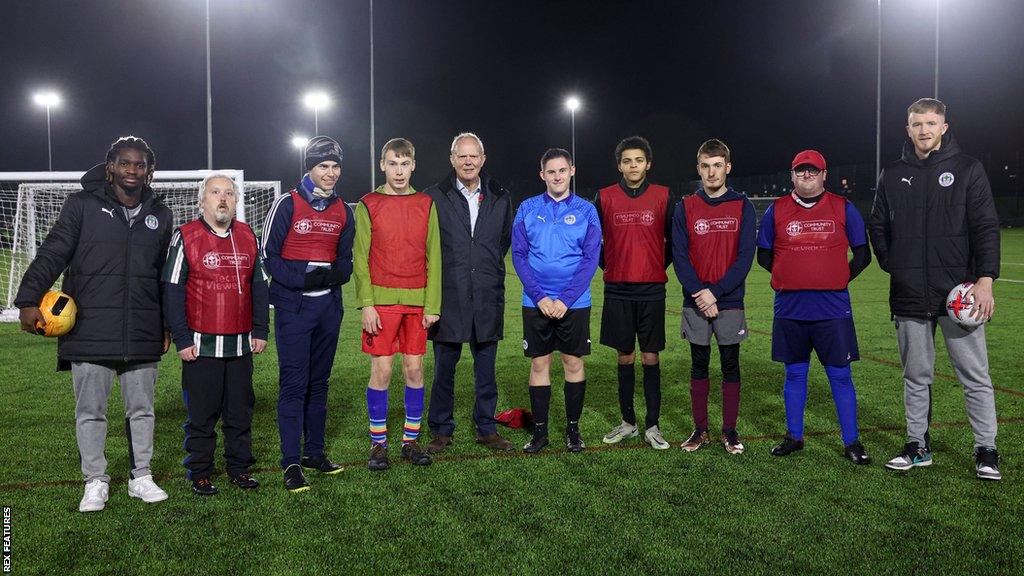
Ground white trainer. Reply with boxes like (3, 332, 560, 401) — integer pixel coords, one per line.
(602, 421, 639, 444)
(79, 479, 109, 512)
(128, 475, 169, 503)
(644, 425, 670, 450)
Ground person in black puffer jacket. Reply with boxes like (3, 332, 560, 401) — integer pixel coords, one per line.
(15, 136, 173, 511)
(868, 98, 1002, 481)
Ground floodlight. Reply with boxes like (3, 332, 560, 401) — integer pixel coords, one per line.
(33, 92, 61, 108)
(303, 92, 331, 110)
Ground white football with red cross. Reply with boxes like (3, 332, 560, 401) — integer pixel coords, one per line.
(946, 282, 985, 328)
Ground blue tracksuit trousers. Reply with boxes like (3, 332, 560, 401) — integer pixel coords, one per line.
(275, 294, 342, 468)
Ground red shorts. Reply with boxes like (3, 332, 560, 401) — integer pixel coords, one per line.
(362, 304, 427, 356)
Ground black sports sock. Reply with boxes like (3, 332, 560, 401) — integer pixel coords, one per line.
(617, 363, 636, 425)
(642, 363, 661, 429)
(529, 386, 551, 438)
(564, 380, 586, 424)
(690, 343, 711, 380)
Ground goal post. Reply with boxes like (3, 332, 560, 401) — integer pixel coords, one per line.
(0, 170, 281, 321)
(748, 196, 782, 224)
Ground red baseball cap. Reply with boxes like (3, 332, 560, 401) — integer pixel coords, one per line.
(791, 149, 827, 171)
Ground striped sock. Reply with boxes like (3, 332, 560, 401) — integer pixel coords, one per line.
(367, 388, 389, 447)
(402, 386, 425, 444)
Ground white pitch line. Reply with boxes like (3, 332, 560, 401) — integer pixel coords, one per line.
(999, 278, 1024, 284)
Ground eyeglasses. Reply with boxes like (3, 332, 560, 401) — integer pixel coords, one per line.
(793, 167, 822, 177)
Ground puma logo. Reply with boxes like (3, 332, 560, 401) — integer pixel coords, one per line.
(100, 208, 115, 218)
(537, 215, 546, 222)
(901, 177, 914, 186)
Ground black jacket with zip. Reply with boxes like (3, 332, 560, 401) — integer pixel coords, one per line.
(868, 132, 1000, 318)
(15, 163, 174, 366)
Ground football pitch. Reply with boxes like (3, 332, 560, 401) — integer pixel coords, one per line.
(1, 230, 1022, 575)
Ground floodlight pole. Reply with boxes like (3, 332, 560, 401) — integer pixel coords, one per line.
(570, 108, 576, 195)
(876, 0, 882, 181)
(292, 137, 309, 180)
(934, 0, 940, 98)
(206, 0, 213, 169)
(45, 104, 53, 171)
(565, 97, 580, 194)
(303, 93, 330, 138)
(370, 0, 376, 190)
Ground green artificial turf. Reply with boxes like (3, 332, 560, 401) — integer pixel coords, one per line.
(1, 230, 1022, 575)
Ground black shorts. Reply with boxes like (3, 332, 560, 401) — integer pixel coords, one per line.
(599, 298, 666, 353)
(522, 306, 591, 358)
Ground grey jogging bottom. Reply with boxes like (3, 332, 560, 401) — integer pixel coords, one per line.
(72, 361, 158, 483)
(894, 316, 997, 449)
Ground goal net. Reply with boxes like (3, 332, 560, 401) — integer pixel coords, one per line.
(749, 196, 782, 225)
(0, 170, 281, 321)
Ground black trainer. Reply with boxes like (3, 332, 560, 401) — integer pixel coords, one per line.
(566, 425, 585, 453)
(844, 441, 872, 465)
(523, 434, 550, 454)
(283, 464, 310, 493)
(229, 473, 260, 489)
(974, 447, 1002, 481)
(771, 435, 805, 457)
(192, 477, 218, 496)
(301, 455, 344, 475)
(400, 441, 432, 466)
(368, 444, 390, 471)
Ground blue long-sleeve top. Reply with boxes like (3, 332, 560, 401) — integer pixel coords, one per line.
(261, 175, 355, 310)
(512, 192, 601, 309)
(671, 187, 756, 310)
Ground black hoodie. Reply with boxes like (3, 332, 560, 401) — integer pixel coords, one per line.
(15, 163, 174, 367)
(868, 132, 1000, 318)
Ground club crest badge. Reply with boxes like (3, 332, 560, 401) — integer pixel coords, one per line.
(294, 219, 313, 234)
(563, 214, 576, 225)
(145, 215, 159, 230)
(202, 252, 221, 269)
(939, 172, 955, 187)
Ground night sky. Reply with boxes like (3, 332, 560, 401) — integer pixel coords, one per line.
(4, 0, 1023, 202)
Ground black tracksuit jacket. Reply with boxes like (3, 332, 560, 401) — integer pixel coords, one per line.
(15, 163, 174, 366)
(868, 132, 1000, 318)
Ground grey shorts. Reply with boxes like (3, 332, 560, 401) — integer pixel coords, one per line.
(681, 307, 748, 346)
